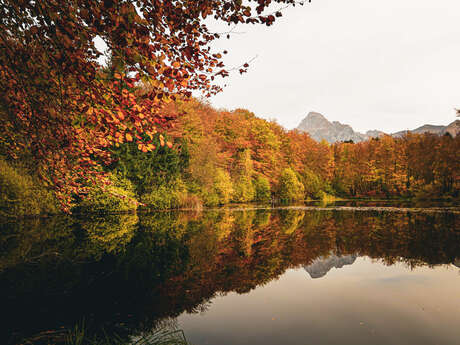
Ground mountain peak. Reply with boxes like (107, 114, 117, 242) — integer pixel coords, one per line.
(299, 112, 329, 127)
(297, 112, 458, 143)
(297, 112, 369, 143)
(306, 111, 327, 120)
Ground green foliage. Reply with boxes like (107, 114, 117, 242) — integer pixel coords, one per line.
(200, 170, 233, 207)
(278, 168, 305, 202)
(253, 176, 271, 202)
(0, 158, 59, 217)
(232, 176, 255, 203)
(213, 168, 234, 205)
(141, 178, 203, 210)
(319, 191, 339, 203)
(301, 168, 323, 199)
(141, 185, 178, 210)
(331, 177, 348, 197)
(279, 209, 305, 235)
(141, 179, 185, 210)
(78, 174, 138, 214)
(111, 136, 189, 195)
(82, 214, 139, 255)
(231, 149, 255, 203)
(201, 190, 220, 207)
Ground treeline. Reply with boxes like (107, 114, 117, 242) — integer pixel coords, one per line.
(1, 99, 458, 216)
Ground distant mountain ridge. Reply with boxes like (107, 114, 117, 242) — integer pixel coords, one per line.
(297, 112, 459, 143)
(393, 121, 460, 138)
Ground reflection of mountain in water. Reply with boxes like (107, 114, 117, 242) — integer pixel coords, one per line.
(304, 254, 358, 279)
(1, 209, 458, 344)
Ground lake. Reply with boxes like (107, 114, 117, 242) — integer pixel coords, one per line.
(1, 203, 459, 345)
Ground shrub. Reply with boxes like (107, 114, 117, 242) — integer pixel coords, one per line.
(179, 193, 203, 210)
(142, 185, 174, 210)
(141, 178, 203, 210)
(201, 190, 220, 207)
(319, 191, 338, 203)
(0, 158, 59, 217)
(277, 168, 305, 202)
(78, 173, 138, 214)
(253, 176, 271, 202)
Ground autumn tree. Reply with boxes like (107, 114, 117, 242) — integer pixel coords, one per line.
(277, 168, 304, 202)
(232, 149, 255, 203)
(253, 176, 271, 202)
(0, 0, 304, 210)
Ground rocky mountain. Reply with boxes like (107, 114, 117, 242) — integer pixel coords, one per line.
(303, 254, 357, 279)
(393, 120, 460, 138)
(297, 112, 382, 143)
(446, 120, 460, 137)
(297, 112, 459, 143)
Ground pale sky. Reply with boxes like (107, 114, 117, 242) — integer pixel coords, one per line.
(207, 0, 460, 133)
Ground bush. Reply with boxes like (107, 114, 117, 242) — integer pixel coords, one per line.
(318, 191, 338, 203)
(141, 185, 176, 210)
(232, 176, 255, 203)
(179, 193, 203, 210)
(78, 173, 138, 214)
(253, 176, 271, 202)
(201, 190, 220, 207)
(0, 158, 59, 217)
(277, 168, 305, 202)
(141, 178, 202, 210)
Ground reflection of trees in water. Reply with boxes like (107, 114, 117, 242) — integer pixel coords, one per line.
(83, 214, 138, 255)
(0, 209, 458, 344)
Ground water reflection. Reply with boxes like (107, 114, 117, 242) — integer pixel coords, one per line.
(304, 253, 357, 278)
(0, 208, 458, 344)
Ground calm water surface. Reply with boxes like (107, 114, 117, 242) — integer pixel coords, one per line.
(0, 203, 459, 344)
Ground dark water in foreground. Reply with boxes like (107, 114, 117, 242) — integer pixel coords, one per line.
(0, 204, 459, 344)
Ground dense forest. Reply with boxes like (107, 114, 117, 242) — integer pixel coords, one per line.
(1, 97, 458, 217)
(0, 1, 458, 217)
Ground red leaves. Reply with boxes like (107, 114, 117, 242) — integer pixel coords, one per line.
(0, 0, 301, 211)
(165, 79, 175, 91)
(183, 46, 194, 60)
